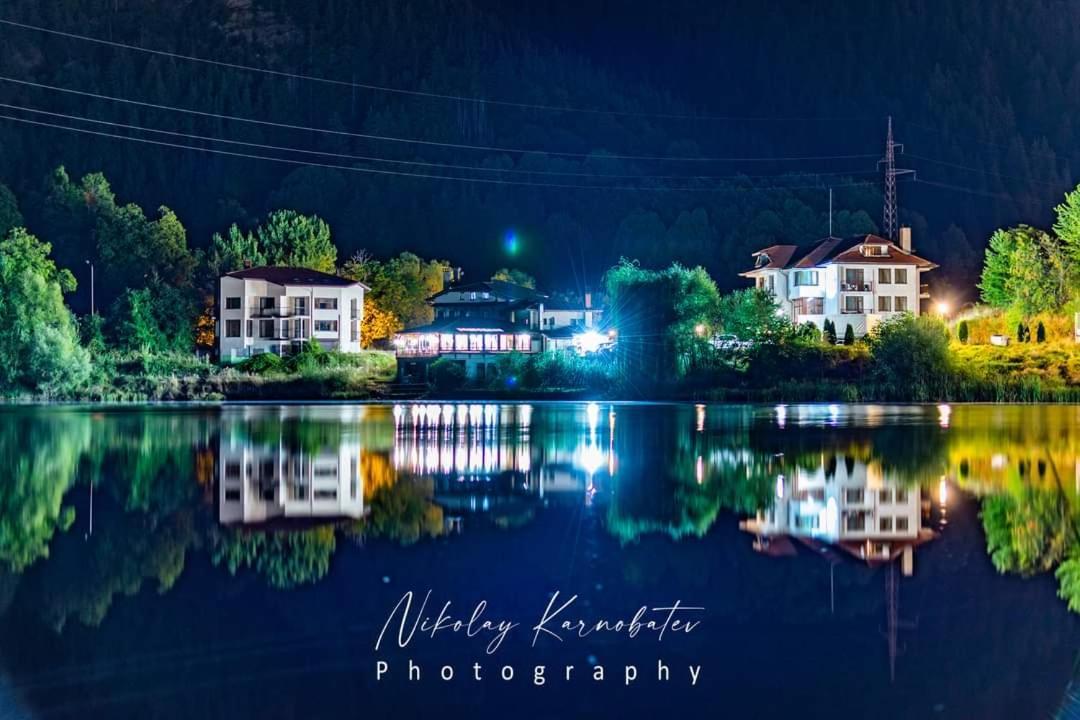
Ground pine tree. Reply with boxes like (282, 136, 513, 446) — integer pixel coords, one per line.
(823, 319, 837, 344)
(1036, 321, 1046, 343)
(843, 324, 855, 345)
(957, 320, 969, 344)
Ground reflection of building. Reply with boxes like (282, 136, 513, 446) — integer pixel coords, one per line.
(740, 458, 934, 574)
(218, 430, 366, 525)
(390, 403, 612, 514)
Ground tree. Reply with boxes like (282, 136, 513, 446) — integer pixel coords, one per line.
(823, 319, 837, 345)
(342, 251, 448, 329)
(97, 204, 197, 292)
(719, 287, 788, 341)
(0, 183, 23, 239)
(1053, 183, 1080, 262)
(256, 210, 336, 272)
(1036, 321, 1047, 343)
(843, 323, 855, 345)
(491, 267, 536, 288)
(1017, 321, 1027, 343)
(1005, 226, 1070, 315)
(868, 314, 952, 400)
(957, 319, 969, 343)
(0, 228, 90, 395)
(207, 224, 265, 277)
(111, 285, 197, 353)
(979, 228, 1016, 308)
(361, 303, 400, 347)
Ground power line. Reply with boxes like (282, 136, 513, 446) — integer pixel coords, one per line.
(0, 17, 872, 124)
(0, 101, 884, 183)
(0, 76, 880, 164)
(907, 153, 1063, 189)
(905, 120, 1064, 162)
(0, 112, 893, 194)
(912, 177, 1012, 200)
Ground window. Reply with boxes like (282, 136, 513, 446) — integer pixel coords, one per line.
(225, 296, 241, 310)
(259, 297, 276, 311)
(350, 298, 358, 320)
(293, 297, 308, 315)
(894, 268, 908, 284)
(454, 334, 468, 351)
(793, 297, 823, 315)
(895, 488, 909, 503)
(515, 334, 531, 352)
(845, 488, 864, 504)
(225, 319, 241, 338)
(896, 516, 910, 531)
(795, 514, 820, 531)
(470, 292, 477, 300)
(793, 270, 819, 286)
(225, 461, 242, 478)
(877, 296, 892, 312)
(879, 489, 892, 504)
(259, 319, 275, 338)
(862, 244, 889, 256)
(314, 320, 338, 333)
(878, 268, 892, 285)
(894, 296, 908, 312)
(315, 297, 338, 310)
(845, 514, 867, 531)
(879, 516, 894, 532)
(844, 268, 866, 287)
(468, 334, 483, 351)
(844, 296, 864, 313)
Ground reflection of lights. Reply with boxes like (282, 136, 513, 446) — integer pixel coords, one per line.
(696, 404, 706, 432)
(519, 404, 533, 428)
(586, 402, 600, 432)
(578, 444, 606, 476)
(827, 404, 840, 424)
(696, 455, 704, 484)
(776, 474, 785, 499)
(937, 403, 951, 428)
(393, 404, 404, 424)
(991, 453, 1006, 470)
(775, 404, 787, 428)
(938, 477, 948, 506)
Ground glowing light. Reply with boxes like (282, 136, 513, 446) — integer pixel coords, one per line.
(578, 444, 606, 476)
(504, 231, 520, 255)
(696, 455, 704, 484)
(573, 330, 608, 355)
(775, 404, 787, 428)
(825, 497, 838, 535)
(694, 323, 707, 337)
(696, 404, 706, 432)
(938, 478, 949, 506)
(935, 300, 950, 316)
(776, 474, 785, 499)
(937, 403, 951, 428)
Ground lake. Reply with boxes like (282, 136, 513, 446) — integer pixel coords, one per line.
(0, 402, 1078, 719)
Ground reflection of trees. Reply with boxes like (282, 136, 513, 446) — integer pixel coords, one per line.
(210, 525, 336, 589)
(31, 508, 195, 631)
(0, 411, 90, 572)
(363, 478, 444, 545)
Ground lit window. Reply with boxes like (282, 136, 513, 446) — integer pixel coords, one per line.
(878, 296, 892, 312)
(878, 268, 892, 284)
(895, 296, 908, 312)
(894, 268, 908, 284)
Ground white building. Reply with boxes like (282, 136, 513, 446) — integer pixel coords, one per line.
(740, 229, 936, 339)
(218, 266, 368, 362)
(218, 426, 366, 525)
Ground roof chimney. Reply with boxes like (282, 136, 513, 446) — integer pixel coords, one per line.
(898, 226, 912, 253)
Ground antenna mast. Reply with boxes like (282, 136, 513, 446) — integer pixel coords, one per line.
(879, 116, 915, 241)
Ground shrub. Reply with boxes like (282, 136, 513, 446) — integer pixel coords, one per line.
(957, 320, 969, 344)
(1016, 321, 1027, 343)
(843, 324, 855, 345)
(867, 314, 952, 400)
(1036, 321, 1046, 343)
(429, 357, 467, 390)
(237, 352, 285, 375)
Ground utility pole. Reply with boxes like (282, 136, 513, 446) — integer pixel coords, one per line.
(879, 116, 915, 241)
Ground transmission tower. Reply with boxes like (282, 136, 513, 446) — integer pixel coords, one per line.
(879, 116, 915, 241)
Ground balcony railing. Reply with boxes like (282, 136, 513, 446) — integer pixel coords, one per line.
(840, 281, 874, 292)
(248, 306, 310, 319)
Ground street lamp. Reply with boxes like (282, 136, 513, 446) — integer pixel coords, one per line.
(85, 260, 95, 316)
(934, 300, 950, 317)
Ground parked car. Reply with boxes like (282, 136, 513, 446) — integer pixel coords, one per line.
(711, 334, 752, 351)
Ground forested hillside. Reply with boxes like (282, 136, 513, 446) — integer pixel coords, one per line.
(0, 0, 1076, 310)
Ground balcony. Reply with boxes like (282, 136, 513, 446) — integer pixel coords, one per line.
(248, 306, 310, 319)
(840, 281, 874, 293)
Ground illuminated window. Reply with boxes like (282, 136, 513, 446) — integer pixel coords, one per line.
(894, 268, 909, 284)
(878, 296, 892, 312)
(469, 334, 483, 351)
(878, 268, 892, 284)
(894, 296, 908, 312)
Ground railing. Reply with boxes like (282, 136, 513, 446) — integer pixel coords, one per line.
(248, 306, 310, 318)
(840, 281, 874, 292)
(396, 347, 527, 357)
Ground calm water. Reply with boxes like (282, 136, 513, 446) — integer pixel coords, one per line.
(0, 402, 1078, 719)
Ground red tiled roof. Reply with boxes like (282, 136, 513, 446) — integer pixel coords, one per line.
(744, 235, 937, 273)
